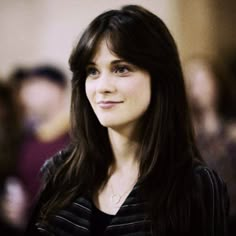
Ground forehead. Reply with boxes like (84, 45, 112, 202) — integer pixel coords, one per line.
(91, 39, 120, 64)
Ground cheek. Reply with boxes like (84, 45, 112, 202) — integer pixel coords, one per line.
(127, 80, 151, 112)
(85, 81, 96, 107)
(134, 78, 151, 101)
(85, 81, 92, 101)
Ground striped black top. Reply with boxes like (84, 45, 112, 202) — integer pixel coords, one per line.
(25, 147, 229, 235)
(34, 185, 151, 235)
(91, 204, 114, 235)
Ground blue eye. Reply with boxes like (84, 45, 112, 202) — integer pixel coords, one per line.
(113, 65, 130, 75)
(86, 67, 99, 78)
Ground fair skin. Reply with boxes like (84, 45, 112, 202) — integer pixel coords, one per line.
(85, 40, 151, 214)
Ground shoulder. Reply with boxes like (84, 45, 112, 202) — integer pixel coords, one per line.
(40, 144, 74, 182)
(193, 160, 227, 195)
(191, 160, 229, 234)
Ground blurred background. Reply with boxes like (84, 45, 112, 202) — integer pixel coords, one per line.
(0, 0, 236, 235)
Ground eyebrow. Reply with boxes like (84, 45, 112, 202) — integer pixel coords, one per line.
(87, 59, 127, 66)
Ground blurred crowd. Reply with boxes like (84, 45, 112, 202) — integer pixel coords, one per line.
(0, 65, 71, 235)
(0, 56, 236, 235)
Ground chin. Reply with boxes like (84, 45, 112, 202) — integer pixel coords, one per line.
(98, 118, 136, 133)
(98, 120, 117, 128)
(96, 114, 117, 126)
(97, 117, 120, 128)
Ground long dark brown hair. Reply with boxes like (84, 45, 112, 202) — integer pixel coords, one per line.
(40, 5, 201, 233)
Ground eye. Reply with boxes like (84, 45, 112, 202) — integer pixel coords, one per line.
(86, 66, 99, 79)
(113, 65, 130, 76)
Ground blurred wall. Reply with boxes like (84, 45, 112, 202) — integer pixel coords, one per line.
(176, 0, 236, 61)
(212, 0, 236, 57)
(176, 0, 217, 60)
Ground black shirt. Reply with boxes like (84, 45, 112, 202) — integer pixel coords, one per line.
(24, 149, 229, 235)
(91, 203, 114, 235)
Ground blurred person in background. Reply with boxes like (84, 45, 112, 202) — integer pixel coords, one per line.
(184, 56, 236, 235)
(0, 80, 26, 235)
(2, 65, 71, 233)
(17, 65, 71, 204)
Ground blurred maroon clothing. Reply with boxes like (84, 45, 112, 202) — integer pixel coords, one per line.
(17, 132, 70, 204)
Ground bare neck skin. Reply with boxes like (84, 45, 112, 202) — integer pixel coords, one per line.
(95, 127, 140, 215)
(108, 127, 139, 172)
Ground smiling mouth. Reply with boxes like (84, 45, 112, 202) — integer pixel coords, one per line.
(97, 101, 123, 108)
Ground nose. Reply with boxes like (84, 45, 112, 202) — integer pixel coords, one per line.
(96, 72, 116, 94)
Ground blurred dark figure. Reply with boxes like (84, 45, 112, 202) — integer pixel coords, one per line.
(225, 52, 236, 140)
(0, 80, 26, 235)
(184, 56, 236, 235)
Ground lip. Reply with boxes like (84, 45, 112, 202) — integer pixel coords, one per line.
(97, 101, 123, 109)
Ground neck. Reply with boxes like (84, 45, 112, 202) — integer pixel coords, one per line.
(108, 128, 139, 172)
(95, 128, 140, 215)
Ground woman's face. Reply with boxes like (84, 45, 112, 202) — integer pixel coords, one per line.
(85, 40, 151, 133)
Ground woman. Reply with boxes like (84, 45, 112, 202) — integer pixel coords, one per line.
(25, 5, 229, 235)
